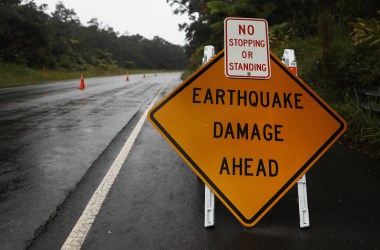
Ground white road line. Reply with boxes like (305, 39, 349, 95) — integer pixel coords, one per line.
(61, 86, 164, 250)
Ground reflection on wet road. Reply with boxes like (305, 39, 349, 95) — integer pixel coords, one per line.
(0, 73, 180, 249)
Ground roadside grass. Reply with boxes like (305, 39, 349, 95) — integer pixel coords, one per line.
(181, 69, 194, 80)
(334, 91, 380, 158)
(0, 64, 176, 88)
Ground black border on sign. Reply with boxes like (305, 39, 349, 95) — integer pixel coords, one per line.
(149, 51, 346, 225)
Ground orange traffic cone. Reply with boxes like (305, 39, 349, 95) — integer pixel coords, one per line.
(125, 73, 129, 81)
(79, 73, 85, 90)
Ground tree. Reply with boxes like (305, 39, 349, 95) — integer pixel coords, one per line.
(0, 0, 51, 66)
(351, 10, 380, 48)
(51, 1, 80, 24)
(0, 1, 187, 70)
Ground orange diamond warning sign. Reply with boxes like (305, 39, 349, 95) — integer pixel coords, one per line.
(148, 50, 346, 227)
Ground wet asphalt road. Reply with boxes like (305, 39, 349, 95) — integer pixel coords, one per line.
(0, 73, 178, 249)
(1, 73, 380, 249)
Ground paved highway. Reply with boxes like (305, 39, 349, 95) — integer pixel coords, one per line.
(0, 73, 379, 249)
(0, 73, 176, 249)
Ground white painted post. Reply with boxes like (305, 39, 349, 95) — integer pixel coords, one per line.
(204, 184, 215, 227)
(297, 175, 310, 227)
(203, 45, 215, 228)
(202, 45, 215, 65)
(282, 49, 310, 228)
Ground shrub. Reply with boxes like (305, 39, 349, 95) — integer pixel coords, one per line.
(336, 91, 380, 158)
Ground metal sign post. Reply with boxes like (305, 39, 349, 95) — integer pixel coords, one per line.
(203, 46, 216, 228)
(282, 49, 310, 228)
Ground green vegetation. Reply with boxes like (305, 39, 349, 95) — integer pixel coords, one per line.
(169, 0, 380, 158)
(336, 91, 380, 158)
(0, 0, 186, 86)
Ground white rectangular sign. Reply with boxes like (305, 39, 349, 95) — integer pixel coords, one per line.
(224, 17, 271, 79)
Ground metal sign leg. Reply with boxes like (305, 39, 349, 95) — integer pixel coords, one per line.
(202, 45, 216, 228)
(297, 175, 310, 228)
(282, 49, 311, 228)
(205, 185, 215, 227)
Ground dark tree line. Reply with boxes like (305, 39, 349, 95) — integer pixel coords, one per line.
(0, 0, 187, 70)
(168, 0, 380, 90)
